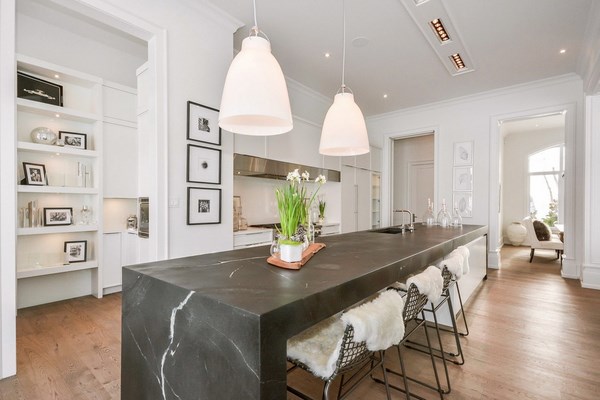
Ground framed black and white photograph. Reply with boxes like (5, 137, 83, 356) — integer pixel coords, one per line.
(453, 141, 473, 166)
(187, 101, 221, 146)
(17, 71, 63, 107)
(44, 207, 73, 226)
(64, 240, 87, 263)
(453, 166, 473, 191)
(59, 131, 87, 150)
(187, 187, 221, 225)
(453, 192, 473, 218)
(22, 162, 48, 186)
(187, 144, 221, 184)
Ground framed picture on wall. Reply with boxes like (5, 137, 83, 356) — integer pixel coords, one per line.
(187, 101, 221, 146)
(187, 187, 221, 225)
(453, 192, 473, 218)
(17, 71, 63, 107)
(453, 141, 473, 166)
(64, 240, 87, 263)
(187, 144, 221, 184)
(453, 166, 473, 191)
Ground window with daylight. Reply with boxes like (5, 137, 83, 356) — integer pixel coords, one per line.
(528, 145, 565, 226)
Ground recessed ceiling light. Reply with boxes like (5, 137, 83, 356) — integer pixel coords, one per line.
(559, 49, 566, 54)
(430, 18, 451, 43)
(325, 52, 330, 58)
(54, 74, 60, 79)
(352, 37, 370, 48)
(449, 53, 466, 71)
(55, 114, 60, 118)
(383, 94, 388, 99)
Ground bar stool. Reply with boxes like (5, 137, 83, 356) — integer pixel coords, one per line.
(374, 267, 445, 400)
(287, 289, 405, 400)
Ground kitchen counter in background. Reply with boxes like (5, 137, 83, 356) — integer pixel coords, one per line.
(122, 225, 487, 399)
(233, 227, 273, 249)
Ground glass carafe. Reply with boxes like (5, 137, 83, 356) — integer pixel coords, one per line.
(437, 199, 451, 228)
(451, 205, 463, 227)
(422, 198, 436, 226)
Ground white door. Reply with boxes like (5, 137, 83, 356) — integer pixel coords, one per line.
(341, 165, 356, 233)
(408, 161, 434, 222)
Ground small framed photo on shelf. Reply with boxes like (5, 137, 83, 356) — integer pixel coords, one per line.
(187, 144, 221, 184)
(187, 101, 221, 146)
(64, 240, 87, 263)
(187, 187, 221, 225)
(453, 141, 473, 166)
(22, 162, 48, 186)
(59, 131, 87, 150)
(43, 207, 73, 226)
(453, 192, 473, 218)
(17, 71, 63, 107)
(453, 166, 473, 191)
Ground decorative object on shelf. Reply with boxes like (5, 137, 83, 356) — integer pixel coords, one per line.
(30, 127, 57, 145)
(422, 198, 436, 226)
(187, 144, 221, 184)
(451, 203, 463, 227)
(219, 0, 292, 136)
(187, 101, 221, 145)
(274, 169, 326, 262)
(453, 166, 473, 191)
(22, 162, 48, 186)
(56, 139, 65, 146)
(437, 198, 451, 228)
(453, 191, 473, 218)
(319, 0, 369, 156)
(127, 214, 138, 233)
(64, 240, 87, 263)
(453, 141, 473, 166)
(43, 207, 73, 226)
(17, 71, 63, 106)
(187, 187, 221, 225)
(59, 131, 87, 150)
(506, 221, 527, 246)
(78, 205, 91, 225)
(26, 200, 40, 228)
(318, 198, 326, 224)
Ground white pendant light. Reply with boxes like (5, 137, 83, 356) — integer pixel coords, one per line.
(319, 0, 370, 156)
(219, 0, 293, 136)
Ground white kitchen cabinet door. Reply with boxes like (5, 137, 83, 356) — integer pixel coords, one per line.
(355, 153, 370, 170)
(103, 233, 122, 289)
(356, 168, 372, 231)
(341, 165, 357, 233)
(370, 147, 382, 172)
(234, 134, 266, 158)
(103, 122, 138, 198)
(103, 84, 137, 123)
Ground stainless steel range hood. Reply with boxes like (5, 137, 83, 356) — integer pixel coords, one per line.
(234, 153, 341, 182)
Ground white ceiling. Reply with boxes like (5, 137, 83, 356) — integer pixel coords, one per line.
(209, 0, 595, 116)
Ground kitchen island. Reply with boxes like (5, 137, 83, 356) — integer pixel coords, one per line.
(121, 225, 487, 399)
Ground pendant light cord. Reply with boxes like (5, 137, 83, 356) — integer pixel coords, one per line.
(341, 0, 346, 92)
(253, 0, 258, 29)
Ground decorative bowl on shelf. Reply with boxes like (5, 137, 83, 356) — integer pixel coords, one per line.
(30, 127, 57, 145)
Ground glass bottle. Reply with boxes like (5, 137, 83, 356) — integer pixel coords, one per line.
(80, 205, 91, 225)
(451, 204, 463, 227)
(437, 198, 451, 228)
(422, 198, 436, 226)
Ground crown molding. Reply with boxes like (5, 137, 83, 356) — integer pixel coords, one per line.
(179, 0, 244, 33)
(367, 74, 582, 123)
(577, 1, 600, 94)
(285, 77, 331, 107)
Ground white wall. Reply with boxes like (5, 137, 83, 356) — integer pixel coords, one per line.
(367, 75, 584, 270)
(502, 128, 564, 243)
(583, 95, 600, 288)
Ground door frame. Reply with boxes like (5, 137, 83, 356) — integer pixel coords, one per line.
(382, 127, 439, 227)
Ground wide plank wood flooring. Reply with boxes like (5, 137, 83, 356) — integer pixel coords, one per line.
(1, 246, 599, 399)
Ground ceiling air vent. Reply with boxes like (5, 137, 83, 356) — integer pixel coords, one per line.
(430, 18, 450, 43)
(449, 53, 466, 71)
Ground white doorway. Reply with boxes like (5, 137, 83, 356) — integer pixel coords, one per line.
(392, 134, 434, 225)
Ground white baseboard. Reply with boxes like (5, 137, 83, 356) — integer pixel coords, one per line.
(582, 264, 600, 290)
(103, 285, 122, 295)
(561, 257, 580, 279)
(488, 248, 501, 269)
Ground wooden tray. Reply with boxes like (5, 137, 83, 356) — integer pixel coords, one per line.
(267, 243, 326, 270)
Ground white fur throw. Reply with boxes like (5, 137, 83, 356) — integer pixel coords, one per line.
(287, 315, 345, 380)
(456, 246, 470, 274)
(406, 266, 443, 303)
(341, 290, 405, 351)
(440, 253, 463, 279)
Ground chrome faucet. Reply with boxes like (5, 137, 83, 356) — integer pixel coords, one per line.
(393, 209, 415, 233)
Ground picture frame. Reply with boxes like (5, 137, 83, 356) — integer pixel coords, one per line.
(453, 192, 473, 218)
(187, 187, 221, 225)
(64, 240, 87, 263)
(22, 162, 48, 186)
(187, 144, 221, 184)
(187, 101, 221, 146)
(43, 207, 73, 226)
(453, 166, 473, 191)
(17, 71, 63, 107)
(59, 131, 87, 150)
(453, 141, 473, 166)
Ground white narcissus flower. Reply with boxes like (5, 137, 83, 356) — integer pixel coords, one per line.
(301, 170, 310, 181)
(315, 175, 327, 185)
(287, 169, 301, 183)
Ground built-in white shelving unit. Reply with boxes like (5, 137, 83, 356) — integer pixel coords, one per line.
(16, 54, 104, 308)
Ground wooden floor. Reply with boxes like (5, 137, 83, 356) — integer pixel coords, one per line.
(1, 246, 599, 399)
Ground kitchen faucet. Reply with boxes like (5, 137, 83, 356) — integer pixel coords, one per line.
(393, 209, 415, 233)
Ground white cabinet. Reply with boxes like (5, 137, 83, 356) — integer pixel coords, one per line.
(15, 54, 104, 308)
(234, 228, 273, 249)
(320, 223, 340, 236)
(234, 134, 266, 158)
(341, 165, 376, 233)
(103, 231, 138, 293)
